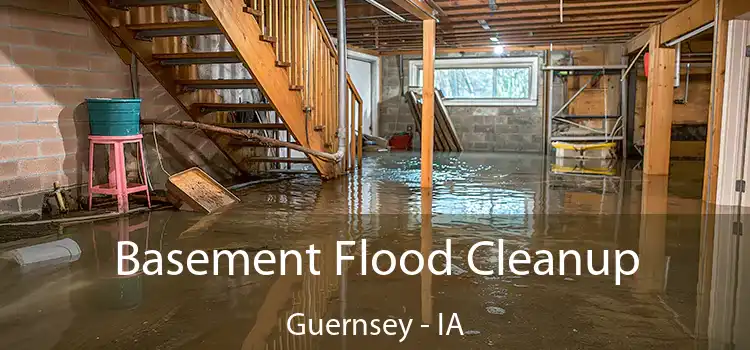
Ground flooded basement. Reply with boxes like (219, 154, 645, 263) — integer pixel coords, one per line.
(0, 152, 746, 349)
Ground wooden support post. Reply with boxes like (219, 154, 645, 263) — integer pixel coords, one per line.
(420, 190, 433, 325)
(702, 3, 729, 204)
(643, 25, 676, 175)
(636, 175, 668, 293)
(421, 19, 436, 189)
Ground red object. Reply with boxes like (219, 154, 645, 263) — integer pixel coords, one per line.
(389, 133, 413, 150)
(644, 52, 650, 78)
(88, 134, 151, 213)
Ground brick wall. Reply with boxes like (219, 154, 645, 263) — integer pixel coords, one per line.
(0, 3, 238, 216)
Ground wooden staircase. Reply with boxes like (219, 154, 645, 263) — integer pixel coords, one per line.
(79, 0, 363, 179)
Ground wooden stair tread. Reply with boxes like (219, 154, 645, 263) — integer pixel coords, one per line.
(194, 103, 275, 112)
(212, 123, 286, 129)
(153, 52, 240, 65)
(110, 0, 201, 7)
(248, 157, 311, 163)
(177, 79, 258, 89)
(128, 20, 222, 38)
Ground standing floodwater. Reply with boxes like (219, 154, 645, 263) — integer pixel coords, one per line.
(0, 152, 740, 349)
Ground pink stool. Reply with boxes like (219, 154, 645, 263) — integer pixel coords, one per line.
(88, 134, 151, 213)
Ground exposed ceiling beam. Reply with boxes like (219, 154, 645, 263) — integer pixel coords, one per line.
(391, 0, 438, 20)
(625, 0, 714, 53)
(347, 25, 647, 39)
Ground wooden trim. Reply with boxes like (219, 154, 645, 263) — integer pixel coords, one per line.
(421, 19, 436, 189)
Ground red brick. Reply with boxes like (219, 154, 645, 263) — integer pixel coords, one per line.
(0, 162, 19, 180)
(78, 71, 130, 90)
(0, 7, 9, 26)
(0, 125, 18, 142)
(11, 46, 57, 67)
(56, 52, 89, 70)
(0, 142, 38, 161)
(0, 44, 11, 66)
(34, 31, 74, 51)
(39, 140, 65, 156)
(18, 124, 59, 140)
(0, 27, 35, 46)
(53, 87, 88, 105)
(69, 1, 88, 19)
(0, 87, 12, 103)
(94, 89, 129, 99)
(34, 68, 73, 86)
(9, 1, 70, 19)
(0, 66, 35, 85)
(71, 35, 111, 55)
(14, 86, 55, 103)
(58, 121, 88, 139)
(52, 16, 89, 36)
(0, 106, 36, 123)
(10, 8, 88, 36)
(62, 153, 83, 172)
(89, 56, 127, 72)
(36, 105, 67, 122)
(19, 157, 62, 174)
(0, 176, 43, 196)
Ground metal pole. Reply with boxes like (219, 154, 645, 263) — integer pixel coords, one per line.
(546, 69, 554, 153)
(621, 68, 628, 159)
(674, 42, 682, 87)
(337, 0, 347, 163)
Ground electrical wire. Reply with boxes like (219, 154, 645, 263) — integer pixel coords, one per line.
(152, 123, 173, 178)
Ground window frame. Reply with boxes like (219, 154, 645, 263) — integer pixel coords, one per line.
(408, 56, 540, 107)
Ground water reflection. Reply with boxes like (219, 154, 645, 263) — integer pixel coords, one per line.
(0, 153, 745, 349)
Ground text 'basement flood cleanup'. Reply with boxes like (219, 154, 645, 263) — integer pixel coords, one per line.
(117, 239, 640, 284)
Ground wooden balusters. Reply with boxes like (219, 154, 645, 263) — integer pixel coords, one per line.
(258, 0, 266, 35)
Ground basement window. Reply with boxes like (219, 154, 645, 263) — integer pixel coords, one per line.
(408, 57, 539, 106)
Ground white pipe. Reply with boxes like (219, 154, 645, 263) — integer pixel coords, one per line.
(362, 0, 408, 22)
(5, 238, 81, 267)
(674, 42, 682, 87)
(336, 0, 347, 164)
(665, 22, 714, 47)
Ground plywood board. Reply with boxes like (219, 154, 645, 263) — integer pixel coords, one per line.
(167, 167, 240, 213)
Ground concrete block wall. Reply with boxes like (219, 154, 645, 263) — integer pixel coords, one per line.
(379, 51, 546, 153)
(0, 4, 238, 217)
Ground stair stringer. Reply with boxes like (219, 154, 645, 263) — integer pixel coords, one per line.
(199, 0, 338, 179)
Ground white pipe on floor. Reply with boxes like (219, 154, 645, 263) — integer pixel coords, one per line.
(5, 238, 81, 266)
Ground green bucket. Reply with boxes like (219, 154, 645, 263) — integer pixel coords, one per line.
(86, 98, 141, 136)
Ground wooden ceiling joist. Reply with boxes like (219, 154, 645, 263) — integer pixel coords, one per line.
(315, 0, 693, 54)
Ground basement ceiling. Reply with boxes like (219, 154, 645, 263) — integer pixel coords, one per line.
(315, 0, 692, 53)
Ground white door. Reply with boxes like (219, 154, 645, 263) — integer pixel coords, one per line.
(347, 58, 373, 135)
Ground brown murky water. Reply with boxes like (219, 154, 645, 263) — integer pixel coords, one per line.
(0, 152, 745, 349)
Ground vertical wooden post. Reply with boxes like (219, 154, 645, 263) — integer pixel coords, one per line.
(420, 190, 433, 324)
(703, 4, 728, 204)
(421, 19, 436, 189)
(643, 25, 676, 175)
(635, 175, 668, 293)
